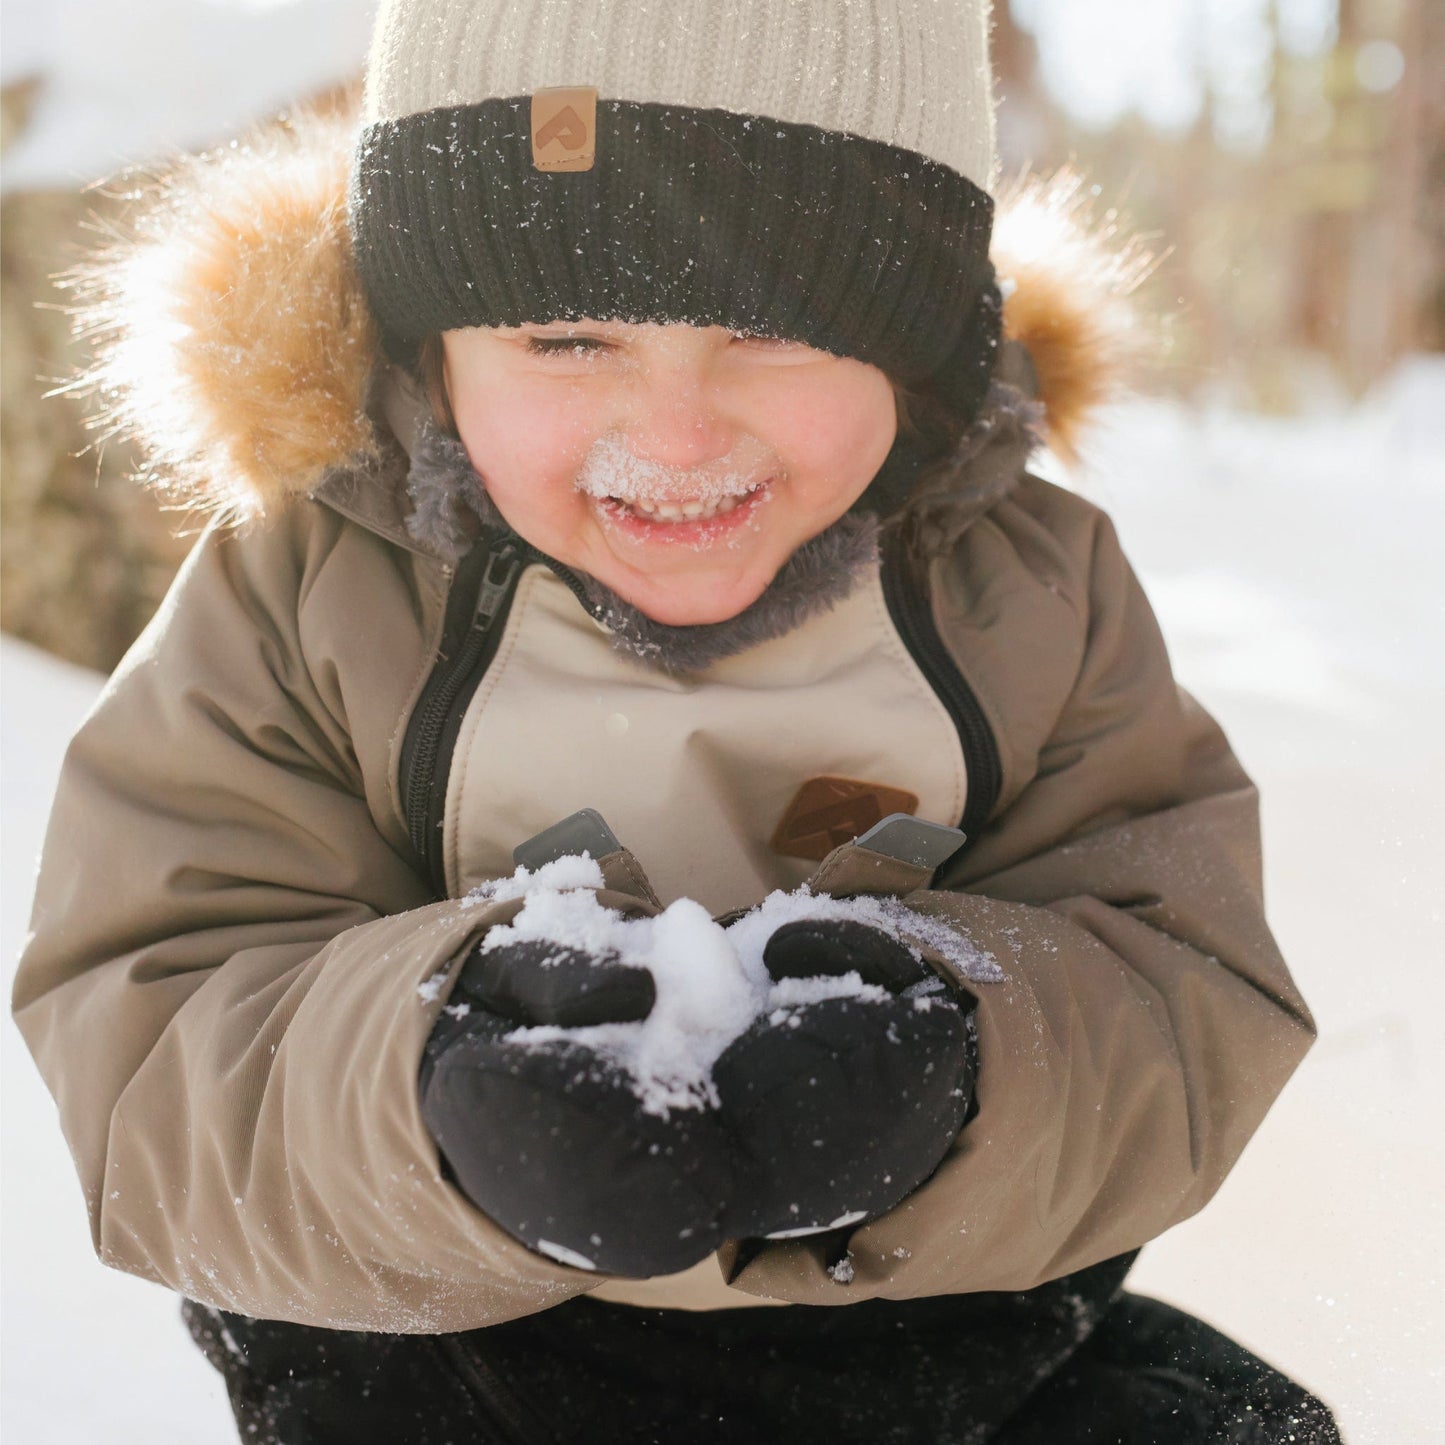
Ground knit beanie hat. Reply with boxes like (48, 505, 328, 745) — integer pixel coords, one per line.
(348, 0, 1001, 421)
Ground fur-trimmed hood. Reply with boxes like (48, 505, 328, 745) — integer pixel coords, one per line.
(64, 107, 1153, 535)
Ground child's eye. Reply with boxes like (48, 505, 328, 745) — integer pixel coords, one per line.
(525, 336, 610, 357)
(523, 333, 807, 359)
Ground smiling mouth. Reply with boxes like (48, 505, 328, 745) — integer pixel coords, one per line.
(596, 482, 770, 525)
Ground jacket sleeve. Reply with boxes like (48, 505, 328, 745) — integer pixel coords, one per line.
(10, 513, 609, 1331)
(725, 506, 1316, 1304)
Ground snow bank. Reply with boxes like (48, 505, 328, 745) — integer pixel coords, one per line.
(1053, 382, 1445, 1444)
(1, 638, 234, 1443)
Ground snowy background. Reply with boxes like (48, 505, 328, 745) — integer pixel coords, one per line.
(3, 0, 1443, 1440)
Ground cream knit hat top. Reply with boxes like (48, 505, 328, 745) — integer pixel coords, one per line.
(349, 0, 1002, 416)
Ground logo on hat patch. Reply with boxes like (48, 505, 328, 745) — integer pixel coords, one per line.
(772, 776, 921, 862)
(532, 87, 597, 172)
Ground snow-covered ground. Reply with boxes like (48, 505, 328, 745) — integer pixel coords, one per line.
(4, 374, 1443, 1442)
(1072, 367, 1445, 1443)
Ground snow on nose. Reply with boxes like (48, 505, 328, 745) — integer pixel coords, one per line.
(574, 431, 768, 509)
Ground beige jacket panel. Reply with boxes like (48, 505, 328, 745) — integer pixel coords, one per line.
(446, 562, 967, 913)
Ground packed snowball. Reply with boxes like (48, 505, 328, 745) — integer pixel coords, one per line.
(429, 854, 1001, 1118)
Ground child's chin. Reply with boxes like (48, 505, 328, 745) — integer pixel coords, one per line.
(620, 577, 769, 628)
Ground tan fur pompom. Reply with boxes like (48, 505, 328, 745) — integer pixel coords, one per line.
(61, 108, 379, 527)
(992, 170, 1160, 465)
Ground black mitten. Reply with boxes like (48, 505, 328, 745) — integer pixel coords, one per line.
(419, 937, 733, 1278)
(714, 918, 976, 1239)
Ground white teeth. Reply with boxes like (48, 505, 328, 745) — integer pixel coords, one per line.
(608, 484, 762, 524)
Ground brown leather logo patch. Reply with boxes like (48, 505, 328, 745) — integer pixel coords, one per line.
(771, 777, 920, 862)
(531, 87, 597, 172)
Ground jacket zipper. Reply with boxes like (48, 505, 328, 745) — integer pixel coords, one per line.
(400, 537, 523, 892)
(879, 528, 1002, 842)
(400, 532, 596, 895)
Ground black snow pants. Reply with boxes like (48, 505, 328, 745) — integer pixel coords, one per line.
(183, 1252, 1342, 1444)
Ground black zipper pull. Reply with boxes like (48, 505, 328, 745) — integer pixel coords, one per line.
(474, 546, 522, 628)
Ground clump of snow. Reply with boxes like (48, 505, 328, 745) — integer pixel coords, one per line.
(469, 859, 994, 1118)
(466, 852, 606, 903)
(484, 890, 766, 1117)
(416, 853, 612, 1003)
(572, 429, 769, 506)
(726, 886, 1003, 986)
(416, 970, 449, 1004)
(767, 974, 892, 1011)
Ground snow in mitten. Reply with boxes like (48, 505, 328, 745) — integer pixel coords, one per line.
(419, 932, 735, 1278)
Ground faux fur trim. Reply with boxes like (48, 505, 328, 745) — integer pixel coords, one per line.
(404, 428, 499, 553)
(403, 422, 881, 674)
(993, 170, 1158, 466)
(62, 107, 1154, 526)
(60, 108, 379, 527)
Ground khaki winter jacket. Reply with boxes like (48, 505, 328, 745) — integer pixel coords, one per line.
(12, 116, 1315, 1331)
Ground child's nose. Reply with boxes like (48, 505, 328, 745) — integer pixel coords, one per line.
(620, 377, 736, 471)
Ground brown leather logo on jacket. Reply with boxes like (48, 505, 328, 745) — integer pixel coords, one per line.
(532, 87, 597, 172)
(771, 776, 920, 862)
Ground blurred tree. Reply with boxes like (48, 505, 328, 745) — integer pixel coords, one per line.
(1412, 1, 1444, 351)
(1, 81, 192, 670)
(0, 79, 360, 672)
(1000, 0, 1437, 408)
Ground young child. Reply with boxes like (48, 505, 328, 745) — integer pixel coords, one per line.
(14, 1, 1343, 1440)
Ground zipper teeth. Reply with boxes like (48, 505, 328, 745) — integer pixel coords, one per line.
(880, 532, 1002, 841)
(403, 624, 491, 859)
(399, 533, 581, 892)
(400, 538, 522, 881)
(401, 550, 485, 861)
(517, 539, 596, 615)
(421, 553, 523, 887)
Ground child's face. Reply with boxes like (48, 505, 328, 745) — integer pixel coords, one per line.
(441, 322, 898, 625)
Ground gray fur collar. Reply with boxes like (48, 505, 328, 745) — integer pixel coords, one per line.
(403, 371, 1043, 675)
